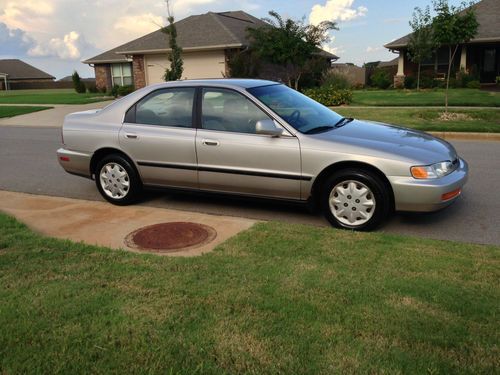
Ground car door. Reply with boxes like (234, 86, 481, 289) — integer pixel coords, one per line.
(195, 87, 302, 199)
(119, 87, 198, 188)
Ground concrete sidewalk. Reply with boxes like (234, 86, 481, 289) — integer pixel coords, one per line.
(0, 191, 256, 257)
(0, 101, 114, 127)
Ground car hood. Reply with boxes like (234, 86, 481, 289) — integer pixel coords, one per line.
(309, 119, 457, 164)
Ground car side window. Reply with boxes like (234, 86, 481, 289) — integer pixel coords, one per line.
(201, 88, 271, 134)
(134, 88, 195, 128)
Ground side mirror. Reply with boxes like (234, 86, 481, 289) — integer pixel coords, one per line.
(255, 119, 283, 137)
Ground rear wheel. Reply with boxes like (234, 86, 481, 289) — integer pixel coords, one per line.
(321, 169, 391, 231)
(95, 154, 142, 205)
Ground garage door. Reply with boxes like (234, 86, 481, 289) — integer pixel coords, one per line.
(145, 50, 226, 85)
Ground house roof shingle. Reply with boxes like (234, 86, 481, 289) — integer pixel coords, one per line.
(384, 0, 500, 50)
(83, 10, 338, 64)
(0, 59, 55, 80)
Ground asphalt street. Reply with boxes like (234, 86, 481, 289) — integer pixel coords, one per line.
(1, 126, 499, 245)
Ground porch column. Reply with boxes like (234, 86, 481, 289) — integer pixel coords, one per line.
(460, 46, 467, 72)
(394, 50, 405, 88)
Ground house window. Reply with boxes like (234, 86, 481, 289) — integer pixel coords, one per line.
(111, 63, 133, 86)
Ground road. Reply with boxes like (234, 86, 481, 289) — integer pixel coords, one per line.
(1, 126, 499, 245)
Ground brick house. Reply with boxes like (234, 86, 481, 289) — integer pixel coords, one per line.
(384, 0, 500, 87)
(0, 59, 55, 90)
(83, 10, 338, 91)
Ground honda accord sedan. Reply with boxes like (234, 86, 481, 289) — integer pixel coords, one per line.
(57, 79, 468, 230)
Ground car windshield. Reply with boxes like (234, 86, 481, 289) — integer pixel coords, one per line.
(247, 84, 344, 134)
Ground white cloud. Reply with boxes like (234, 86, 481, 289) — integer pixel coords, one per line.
(113, 13, 164, 38)
(0, 0, 54, 31)
(28, 31, 87, 60)
(366, 46, 382, 53)
(309, 0, 367, 25)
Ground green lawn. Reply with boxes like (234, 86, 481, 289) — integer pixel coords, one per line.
(0, 106, 52, 118)
(334, 107, 500, 133)
(351, 89, 500, 107)
(1, 213, 498, 374)
(0, 89, 111, 105)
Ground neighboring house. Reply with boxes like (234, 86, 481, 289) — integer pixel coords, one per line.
(384, 0, 500, 87)
(83, 10, 339, 91)
(0, 59, 55, 90)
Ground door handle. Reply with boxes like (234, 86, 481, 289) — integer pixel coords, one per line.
(202, 139, 219, 146)
(125, 133, 138, 139)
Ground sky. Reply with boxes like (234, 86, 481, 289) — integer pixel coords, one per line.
(0, 0, 466, 79)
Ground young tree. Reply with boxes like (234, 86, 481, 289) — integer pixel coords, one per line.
(162, 0, 183, 81)
(72, 71, 86, 94)
(408, 6, 436, 91)
(432, 0, 478, 111)
(247, 11, 338, 90)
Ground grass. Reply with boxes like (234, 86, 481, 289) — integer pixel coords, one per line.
(351, 89, 500, 107)
(0, 106, 53, 118)
(0, 89, 110, 105)
(0, 213, 499, 374)
(334, 107, 500, 133)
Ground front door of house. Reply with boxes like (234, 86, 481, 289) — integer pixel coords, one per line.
(481, 48, 497, 83)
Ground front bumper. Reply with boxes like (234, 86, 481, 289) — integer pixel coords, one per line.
(56, 148, 92, 179)
(388, 158, 468, 212)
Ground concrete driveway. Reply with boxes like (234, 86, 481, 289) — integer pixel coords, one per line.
(0, 101, 114, 127)
(1, 125, 499, 246)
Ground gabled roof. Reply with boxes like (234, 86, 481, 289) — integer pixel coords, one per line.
(83, 11, 269, 64)
(0, 59, 55, 80)
(83, 10, 339, 64)
(384, 0, 500, 50)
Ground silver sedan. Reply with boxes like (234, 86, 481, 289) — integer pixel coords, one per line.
(57, 79, 468, 230)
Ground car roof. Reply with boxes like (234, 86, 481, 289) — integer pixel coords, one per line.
(147, 79, 281, 90)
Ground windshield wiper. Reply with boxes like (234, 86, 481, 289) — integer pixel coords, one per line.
(333, 117, 354, 128)
(304, 118, 354, 134)
(304, 126, 335, 135)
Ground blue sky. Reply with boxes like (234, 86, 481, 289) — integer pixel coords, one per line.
(0, 0, 465, 79)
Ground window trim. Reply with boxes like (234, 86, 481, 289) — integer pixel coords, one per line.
(111, 63, 133, 87)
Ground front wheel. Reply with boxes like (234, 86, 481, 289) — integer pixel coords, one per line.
(320, 169, 391, 231)
(95, 154, 142, 205)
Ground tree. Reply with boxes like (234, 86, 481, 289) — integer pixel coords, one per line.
(72, 71, 86, 94)
(162, 0, 183, 81)
(431, 0, 478, 111)
(408, 6, 436, 91)
(247, 11, 338, 90)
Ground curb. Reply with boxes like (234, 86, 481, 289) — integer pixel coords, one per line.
(428, 132, 500, 141)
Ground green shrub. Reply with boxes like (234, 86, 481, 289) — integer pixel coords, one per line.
(466, 80, 481, 89)
(110, 85, 120, 98)
(87, 83, 98, 93)
(404, 75, 416, 89)
(321, 71, 351, 89)
(72, 71, 86, 94)
(303, 87, 352, 106)
(117, 85, 135, 96)
(370, 68, 391, 89)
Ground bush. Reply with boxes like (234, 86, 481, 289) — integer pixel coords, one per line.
(466, 80, 481, 89)
(404, 75, 416, 89)
(118, 85, 135, 96)
(110, 85, 120, 98)
(72, 71, 86, 94)
(321, 71, 351, 89)
(370, 68, 391, 89)
(302, 87, 352, 106)
(87, 83, 98, 93)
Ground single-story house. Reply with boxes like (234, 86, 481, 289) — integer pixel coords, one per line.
(384, 0, 500, 87)
(83, 10, 339, 91)
(0, 59, 55, 90)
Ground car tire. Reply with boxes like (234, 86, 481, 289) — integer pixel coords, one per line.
(320, 169, 391, 231)
(95, 154, 142, 205)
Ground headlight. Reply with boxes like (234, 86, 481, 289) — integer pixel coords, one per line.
(411, 161, 455, 179)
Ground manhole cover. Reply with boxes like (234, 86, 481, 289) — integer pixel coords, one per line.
(125, 222, 217, 252)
